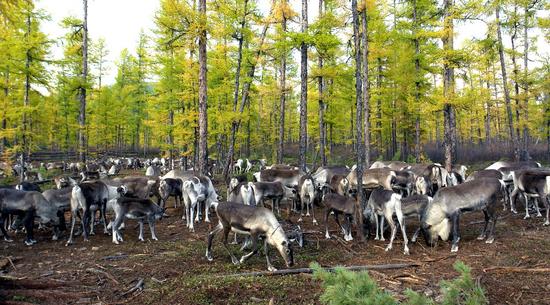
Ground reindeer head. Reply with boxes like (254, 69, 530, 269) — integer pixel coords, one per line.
(183, 177, 206, 202)
(240, 184, 256, 206)
(421, 198, 450, 247)
(269, 229, 294, 268)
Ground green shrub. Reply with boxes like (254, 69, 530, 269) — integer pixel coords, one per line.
(311, 261, 488, 305)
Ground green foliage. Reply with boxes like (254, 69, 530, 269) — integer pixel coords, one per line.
(311, 261, 488, 305)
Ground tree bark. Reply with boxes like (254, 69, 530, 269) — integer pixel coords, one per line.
(78, 0, 88, 162)
(522, 3, 530, 159)
(318, 0, 326, 166)
(198, 0, 208, 174)
(352, 0, 365, 241)
(299, 0, 308, 171)
(496, 5, 519, 160)
(361, 8, 370, 168)
(376, 57, 382, 153)
(1, 69, 8, 152)
(443, 0, 456, 172)
(413, 0, 421, 163)
(277, 0, 288, 164)
(22, 5, 31, 181)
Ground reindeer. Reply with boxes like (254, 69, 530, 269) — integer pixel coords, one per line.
(364, 188, 409, 254)
(421, 178, 506, 252)
(297, 175, 316, 224)
(248, 181, 297, 215)
(322, 193, 357, 241)
(111, 194, 165, 244)
(510, 170, 550, 224)
(206, 201, 294, 271)
(159, 178, 183, 209)
(0, 189, 59, 245)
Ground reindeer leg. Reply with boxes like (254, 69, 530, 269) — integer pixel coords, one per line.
(312, 201, 317, 225)
(264, 239, 276, 272)
(204, 200, 211, 223)
(23, 210, 35, 246)
(523, 194, 531, 219)
(222, 226, 239, 265)
(478, 210, 489, 240)
(344, 214, 353, 241)
(324, 208, 331, 239)
(240, 233, 259, 263)
(384, 210, 396, 252)
(450, 213, 461, 252)
(0, 215, 13, 242)
(411, 227, 420, 243)
(189, 201, 196, 232)
(539, 193, 549, 226)
(374, 212, 380, 240)
(149, 218, 158, 241)
(82, 208, 90, 242)
(379, 215, 386, 241)
(485, 206, 497, 244)
(510, 187, 519, 214)
(333, 211, 346, 237)
(66, 210, 77, 246)
(206, 222, 223, 261)
(101, 201, 109, 235)
(395, 205, 409, 255)
(138, 221, 145, 241)
(534, 197, 542, 217)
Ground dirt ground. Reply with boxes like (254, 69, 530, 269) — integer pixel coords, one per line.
(1, 172, 549, 305)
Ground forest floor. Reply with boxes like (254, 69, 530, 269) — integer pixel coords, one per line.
(1, 170, 549, 305)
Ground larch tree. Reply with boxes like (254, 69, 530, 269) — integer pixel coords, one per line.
(198, 0, 208, 174)
(299, 0, 308, 172)
(443, 0, 457, 171)
(78, 0, 88, 162)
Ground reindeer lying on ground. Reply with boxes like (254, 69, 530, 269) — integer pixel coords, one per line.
(322, 193, 357, 241)
(421, 178, 506, 252)
(364, 188, 409, 254)
(111, 191, 165, 244)
(206, 201, 294, 271)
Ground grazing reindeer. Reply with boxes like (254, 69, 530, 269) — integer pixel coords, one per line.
(421, 178, 506, 252)
(111, 194, 164, 244)
(322, 193, 357, 241)
(510, 170, 550, 224)
(0, 189, 59, 245)
(364, 188, 409, 254)
(400, 194, 432, 243)
(248, 181, 297, 215)
(206, 201, 294, 271)
(181, 177, 206, 232)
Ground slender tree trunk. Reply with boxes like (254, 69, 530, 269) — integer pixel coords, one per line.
(522, 3, 530, 159)
(223, 1, 272, 180)
(299, 0, 308, 171)
(1, 69, 7, 151)
(197, 0, 208, 174)
(413, 0, 421, 163)
(510, 4, 524, 159)
(78, 0, 88, 162)
(376, 57, 382, 153)
(361, 8, 370, 168)
(277, 1, 287, 164)
(352, 0, 365, 241)
(318, 0, 326, 166)
(21, 6, 32, 181)
(496, 5, 519, 160)
(443, 0, 456, 172)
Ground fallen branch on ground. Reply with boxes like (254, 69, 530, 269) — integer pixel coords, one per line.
(121, 278, 144, 297)
(483, 266, 550, 273)
(86, 268, 120, 285)
(219, 262, 421, 277)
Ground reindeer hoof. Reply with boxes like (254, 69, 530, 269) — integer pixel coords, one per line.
(312, 219, 318, 225)
(411, 237, 417, 243)
(543, 221, 549, 226)
(524, 215, 531, 219)
(24, 240, 34, 246)
(485, 237, 494, 244)
(152, 236, 158, 241)
(306, 213, 310, 217)
(511, 209, 518, 214)
(206, 253, 213, 261)
(231, 257, 239, 265)
(52, 235, 59, 241)
(384, 246, 391, 252)
(451, 245, 459, 252)
(536, 213, 542, 218)
(89, 231, 95, 236)
(139, 237, 144, 242)
(325, 232, 330, 239)
(268, 266, 277, 272)
(477, 235, 486, 240)
(374, 236, 380, 241)
(404, 248, 410, 255)
(298, 218, 303, 223)
(3, 237, 13, 243)
(65, 240, 73, 246)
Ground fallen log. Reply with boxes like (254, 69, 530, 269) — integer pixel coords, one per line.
(483, 266, 550, 273)
(219, 262, 421, 278)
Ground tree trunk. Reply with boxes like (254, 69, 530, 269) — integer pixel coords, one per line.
(443, 0, 456, 172)
(1, 69, 7, 151)
(299, 0, 308, 171)
(352, 0, 365, 241)
(21, 7, 31, 181)
(361, 8, 370, 168)
(277, 1, 287, 164)
(496, 5, 519, 160)
(376, 57, 382, 153)
(197, 0, 208, 174)
(413, 0, 421, 163)
(78, 0, 88, 162)
(318, 0, 326, 166)
(510, 4, 525, 159)
(522, 3, 530, 159)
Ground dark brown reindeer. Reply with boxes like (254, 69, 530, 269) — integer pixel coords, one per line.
(206, 202, 294, 271)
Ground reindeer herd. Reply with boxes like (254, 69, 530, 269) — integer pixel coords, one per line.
(0, 156, 549, 271)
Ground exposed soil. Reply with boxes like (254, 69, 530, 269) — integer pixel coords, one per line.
(1, 172, 549, 305)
